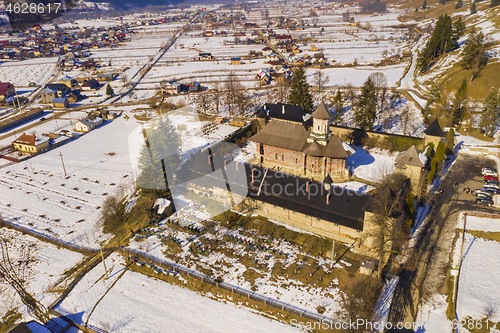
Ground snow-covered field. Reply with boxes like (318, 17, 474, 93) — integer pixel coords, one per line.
(0, 117, 138, 247)
(0, 228, 84, 320)
(457, 216, 500, 323)
(0, 58, 57, 87)
(347, 146, 397, 183)
(56, 253, 302, 333)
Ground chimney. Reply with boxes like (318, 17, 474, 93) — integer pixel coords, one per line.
(282, 105, 285, 114)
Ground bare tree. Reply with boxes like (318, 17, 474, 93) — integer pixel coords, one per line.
(313, 69, 330, 99)
(273, 79, 290, 104)
(338, 273, 383, 333)
(196, 92, 211, 114)
(224, 71, 247, 116)
(364, 180, 404, 278)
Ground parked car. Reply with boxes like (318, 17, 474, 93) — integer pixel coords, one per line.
(477, 189, 493, 197)
(483, 169, 498, 177)
(484, 175, 499, 180)
(483, 187, 500, 194)
(483, 167, 497, 173)
(484, 180, 499, 186)
(477, 192, 492, 200)
(476, 198, 494, 205)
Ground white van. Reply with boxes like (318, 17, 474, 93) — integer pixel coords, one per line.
(483, 169, 498, 177)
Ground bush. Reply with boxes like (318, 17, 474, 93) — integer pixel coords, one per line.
(428, 157, 437, 183)
(425, 142, 435, 158)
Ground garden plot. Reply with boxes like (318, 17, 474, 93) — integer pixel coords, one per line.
(128, 205, 354, 319)
(0, 228, 84, 320)
(0, 117, 138, 247)
(56, 253, 301, 333)
(0, 58, 57, 87)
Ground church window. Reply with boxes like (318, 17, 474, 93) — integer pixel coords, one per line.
(281, 154, 284, 161)
(296, 158, 298, 163)
(274, 153, 278, 160)
(260, 144, 264, 155)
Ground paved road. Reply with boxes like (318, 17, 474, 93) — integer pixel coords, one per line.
(388, 153, 499, 324)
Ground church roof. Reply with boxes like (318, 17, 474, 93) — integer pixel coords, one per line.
(259, 103, 311, 123)
(311, 101, 330, 120)
(424, 119, 445, 137)
(249, 120, 310, 151)
(250, 120, 353, 159)
(394, 145, 426, 168)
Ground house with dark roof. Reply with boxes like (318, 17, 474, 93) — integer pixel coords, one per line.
(82, 79, 100, 90)
(251, 102, 354, 179)
(423, 119, 445, 147)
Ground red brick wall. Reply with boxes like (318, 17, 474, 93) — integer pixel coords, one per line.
(260, 144, 305, 169)
(259, 143, 346, 176)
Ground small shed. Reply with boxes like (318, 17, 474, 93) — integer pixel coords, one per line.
(231, 57, 242, 65)
(52, 97, 69, 109)
(359, 259, 377, 275)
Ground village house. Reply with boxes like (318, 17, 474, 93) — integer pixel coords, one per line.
(197, 52, 214, 60)
(59, 76, 78, 88)
(0, 82, 15, 100)
(52, 97, 69, 109)
(74, 117, 103, 132)
(12, 133, 49, 154)
(82, 79, 100, 91)
(230, 57, 242, 65)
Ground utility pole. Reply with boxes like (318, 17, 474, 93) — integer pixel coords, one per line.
(331, 239, 335, 268)
(59, 152, 67, 176)
(99, 244, 109, 280)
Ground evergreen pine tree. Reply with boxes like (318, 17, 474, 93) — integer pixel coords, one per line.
(439, 0, 447, 4)
(435, 141, 445, 163)
(355, 77, 377, 130)
(288, 67, 313, 112)
(445, 128, 455, 155)
(137, 115, 182, 198)
(106, 83, 114, 97)
(417, 15, 458, 71)
(332, 89, 344, 124)
(422, 0, 427, 8)
(480, 90, 499, 135)
(491, 0, 500, 8)
(470, 2, 477, 13)
(456, 0, 463, 9)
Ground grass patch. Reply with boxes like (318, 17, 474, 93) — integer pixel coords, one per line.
(464, 230, 500, 242)
(440, 61, 500, 101)
(456, 126, 495, 143)
(104, 193, 157, 248)
(0, 309, 22, 332)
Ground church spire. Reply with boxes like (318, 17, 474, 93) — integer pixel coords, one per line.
(307, 102, 331, 145)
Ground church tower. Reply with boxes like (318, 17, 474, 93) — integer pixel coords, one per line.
(307, 102, 331, 145)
